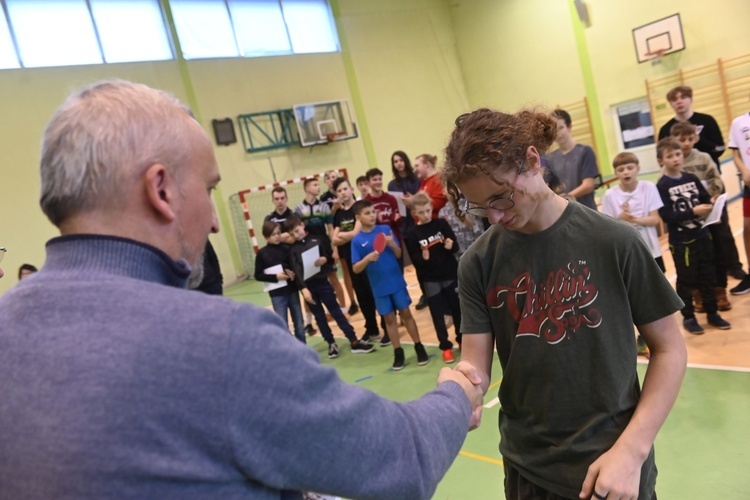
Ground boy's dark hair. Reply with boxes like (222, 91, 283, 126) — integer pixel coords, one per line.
(552, 109, 572, 128)
(352, 199, 373, 216)
(271, 186, 287, 196)
(365, 168, 383, 180)
(356, 175, 368, 185)
(612, 152, 639, 168)
(666, 85, 692, 102)
(669, 121, 697, 137)
(302, 178, 319, 190)
(261, 220, 280, 239)
(332, 177, 350, 192)
(17, 263, 38, 280)
(656, 137, 682, 159)
(283, 214, 303, 233)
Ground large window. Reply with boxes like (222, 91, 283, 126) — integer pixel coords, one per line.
(171, 0, 339, 60)
(1, 0, 171, 69)
(0, 0, 339, 70)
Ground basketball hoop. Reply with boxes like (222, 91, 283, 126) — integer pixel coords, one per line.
(644, 48, 667, 66)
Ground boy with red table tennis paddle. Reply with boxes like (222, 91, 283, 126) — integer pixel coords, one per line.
(351, 200, 429, 371)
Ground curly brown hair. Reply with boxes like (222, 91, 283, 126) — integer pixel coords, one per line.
(441, 108, 557, 213)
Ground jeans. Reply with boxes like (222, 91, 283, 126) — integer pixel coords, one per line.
(306, 278, 357, 345)
(271, 292, 306, 344)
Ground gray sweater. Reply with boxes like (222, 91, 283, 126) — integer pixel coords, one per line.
(0, 235, 471, 499)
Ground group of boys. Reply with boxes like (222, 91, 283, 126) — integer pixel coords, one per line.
(255, 168, 464, 370)
(600, 85, 747, 337)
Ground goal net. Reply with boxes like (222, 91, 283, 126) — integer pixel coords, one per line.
(228, 168, 350, 278)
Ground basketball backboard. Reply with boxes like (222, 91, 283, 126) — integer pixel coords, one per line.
(292, 99, 358, 147)
(632, 14, 685, 64)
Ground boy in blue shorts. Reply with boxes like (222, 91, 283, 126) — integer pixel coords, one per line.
(351, 200, 428, 370)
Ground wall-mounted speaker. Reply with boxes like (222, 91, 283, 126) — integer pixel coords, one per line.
(212, 118, 237, 146)
(574, 0, 590, 27)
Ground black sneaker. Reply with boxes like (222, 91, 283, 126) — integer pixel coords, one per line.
(415, 295, 428, 311)
(729, 268, 747, 280)
(392, 347, 405, 371)
(305, 324, 317, 336)
(328, 343, 340, 358)
(682, 317, 704, 335)
(380, 333, 392, 347)
(351, 340, 375, 354)
(348, 303, 359, 316)
(361, 332, 380, 344)
(415, 342, 429, 366)
(729, 276, 750, 295)
(707, 313, 731, 330)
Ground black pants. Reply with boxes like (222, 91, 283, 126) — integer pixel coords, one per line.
(306, 278, 357, 344)
(342, 258, 380, 338)
(503, 462, 656, 500)
(425, 280, 462, 350)
(709, 207, 737, 284)
(670, 236, 718, 317)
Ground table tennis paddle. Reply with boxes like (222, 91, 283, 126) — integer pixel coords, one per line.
(374, 232, 387, 253)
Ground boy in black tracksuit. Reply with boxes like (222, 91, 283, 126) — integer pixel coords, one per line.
(404, 192, 462, 363)
(253, 220, 305, 343)
(284, 215, 373, 358)
(656, 138, 731, 335)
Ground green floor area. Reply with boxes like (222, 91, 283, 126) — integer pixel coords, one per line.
(224, 282, 750, 498)
(224, 278, 271, 309)
(310, 337, 750, 498)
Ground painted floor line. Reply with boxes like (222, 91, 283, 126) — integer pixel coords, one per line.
(355, 375, 373, 383)
(637, 358, 750, 373)
(686, 362, 750, 373)
(484, 396, 500, 409)
(459, 450, 504, 466)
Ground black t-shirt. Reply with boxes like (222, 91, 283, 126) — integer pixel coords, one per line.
(658, 112, 726, 170)
(265, 208, 294, 228)
(404, 219, 459, 282)
(333, 205, 356, 262)
(320, 191, 336, 210)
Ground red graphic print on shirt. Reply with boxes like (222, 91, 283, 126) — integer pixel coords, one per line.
(486, 261, 602, 344)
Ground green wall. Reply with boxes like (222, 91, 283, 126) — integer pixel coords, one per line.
(2, 0, 750, 294)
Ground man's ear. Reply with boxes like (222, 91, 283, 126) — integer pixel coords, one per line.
(143, 163, 177, 222)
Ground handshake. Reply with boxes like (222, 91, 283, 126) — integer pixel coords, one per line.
(437, 361, 487, 430)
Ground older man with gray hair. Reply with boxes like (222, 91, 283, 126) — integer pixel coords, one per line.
(0, 80, 483, 499)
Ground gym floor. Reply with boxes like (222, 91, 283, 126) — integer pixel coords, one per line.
(225, 199, 750, 499)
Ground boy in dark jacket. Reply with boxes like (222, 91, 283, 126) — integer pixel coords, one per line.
(404, 192, 462, 363)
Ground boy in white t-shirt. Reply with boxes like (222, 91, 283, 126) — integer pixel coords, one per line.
(602, 152, 664, 270)
(601, 152, 664, 356)
(729, 110, 750, 295)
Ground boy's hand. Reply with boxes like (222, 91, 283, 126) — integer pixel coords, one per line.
(385, 234, 396, 248)
(368, 251, 381, 263)
(742, 171, 750, 187)
(422, 248, 430, 261)
(275, 272, 290, 281)
(332, 247, 339, 264)
(393, 213, 401, 222)
(314, 256, 327, 267)
(284, 269, 295, 280)
(302, 289, 315, 305)
(444, 238, 454, 250)
(618, 210, 635, 223)
(693, 204, 713, 217)
(438, 367, 484, 430)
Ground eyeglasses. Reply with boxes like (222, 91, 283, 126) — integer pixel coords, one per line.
(459, 163, 525, 218)
(0, 247, 5, 264)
